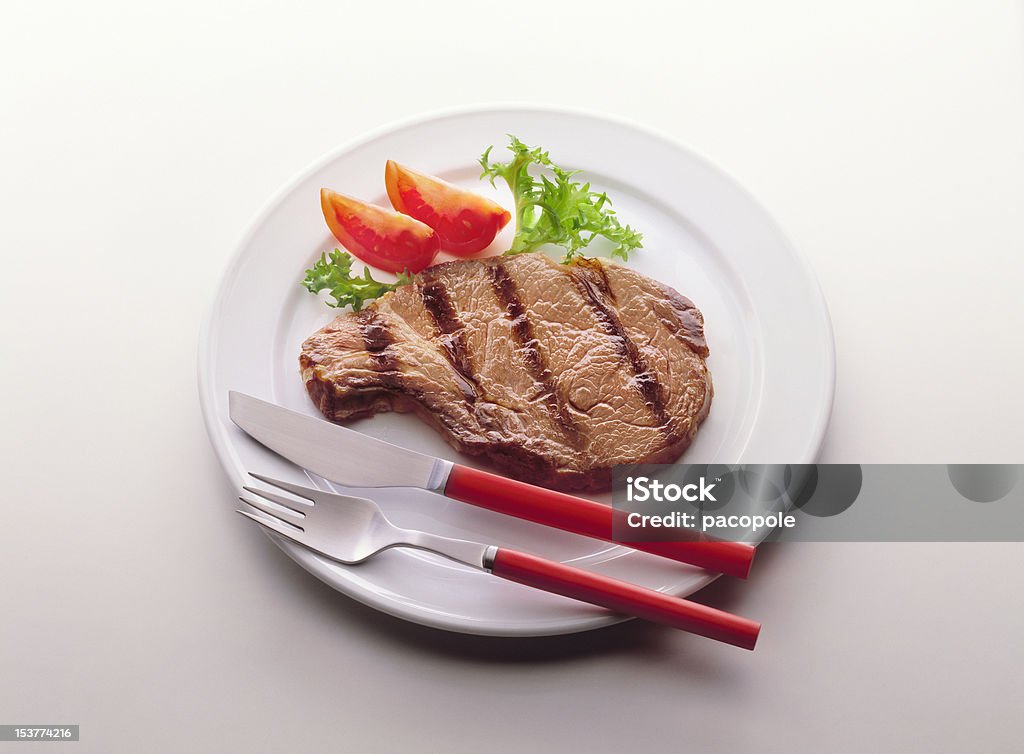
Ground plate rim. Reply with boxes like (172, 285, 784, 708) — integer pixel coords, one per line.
(198, 102, 835, 636)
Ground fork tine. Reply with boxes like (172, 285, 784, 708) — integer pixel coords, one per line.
(239, 495, 305, 527)
(236, 508, 306, 543)
(241, 485, 310, 517)
(247, 473, 317, 502)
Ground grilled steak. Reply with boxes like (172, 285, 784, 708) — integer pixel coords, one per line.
(300, 253, 712, 491)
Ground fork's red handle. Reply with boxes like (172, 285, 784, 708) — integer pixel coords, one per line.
(489, 548, 760, 649)
(444, 465, 755, 579)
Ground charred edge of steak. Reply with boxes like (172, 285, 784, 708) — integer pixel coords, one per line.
(417, 274, 479, 403)
(487, 260, 581, 442)
(567, 259, 678, 439)
(652, 280, 709, 357)
(303, 309, 404, 422)
(473, 418, 707, 491)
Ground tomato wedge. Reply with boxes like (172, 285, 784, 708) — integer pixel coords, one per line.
(385, 161, 511, 255)
(320, 188, 440, 274)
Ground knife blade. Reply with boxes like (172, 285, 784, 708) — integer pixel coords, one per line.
(228, 391, 453, 491)
(228, 391, 755, 578)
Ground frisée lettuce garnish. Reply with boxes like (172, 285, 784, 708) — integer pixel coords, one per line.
(479, 136, 643, 264)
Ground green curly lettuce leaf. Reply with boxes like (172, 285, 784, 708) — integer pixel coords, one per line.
(479, 136, 643, 263)
(302, 249, 412, 311)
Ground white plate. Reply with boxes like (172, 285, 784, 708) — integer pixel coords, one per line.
(199, 105, 835, 637)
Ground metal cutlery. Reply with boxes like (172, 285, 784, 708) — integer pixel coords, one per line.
(229, 391, 755, 578)
(238, 473, 761, 650)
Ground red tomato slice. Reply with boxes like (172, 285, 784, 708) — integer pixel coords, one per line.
(320, 188, 440, 274)
(385, 161, 511, 255)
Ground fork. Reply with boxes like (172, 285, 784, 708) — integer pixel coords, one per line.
(238, 473, 761, 650)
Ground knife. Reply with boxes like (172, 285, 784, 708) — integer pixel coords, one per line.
(228, 391, 755, 578)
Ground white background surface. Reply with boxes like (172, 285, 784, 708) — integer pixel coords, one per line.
(2, 1, 1023, 752)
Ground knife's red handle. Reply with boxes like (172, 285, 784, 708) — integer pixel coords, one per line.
(444, 465, 755, 578)
(490, 548, 760, 649)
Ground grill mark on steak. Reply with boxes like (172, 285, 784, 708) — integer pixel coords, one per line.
(357, 309, 401, 387)
(487, 260, 581, 440)
(567, 261, 676, 436)
(306, 309, 414, 419)
(418, 276, 479, 403)
(587, 258, 617, 303)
